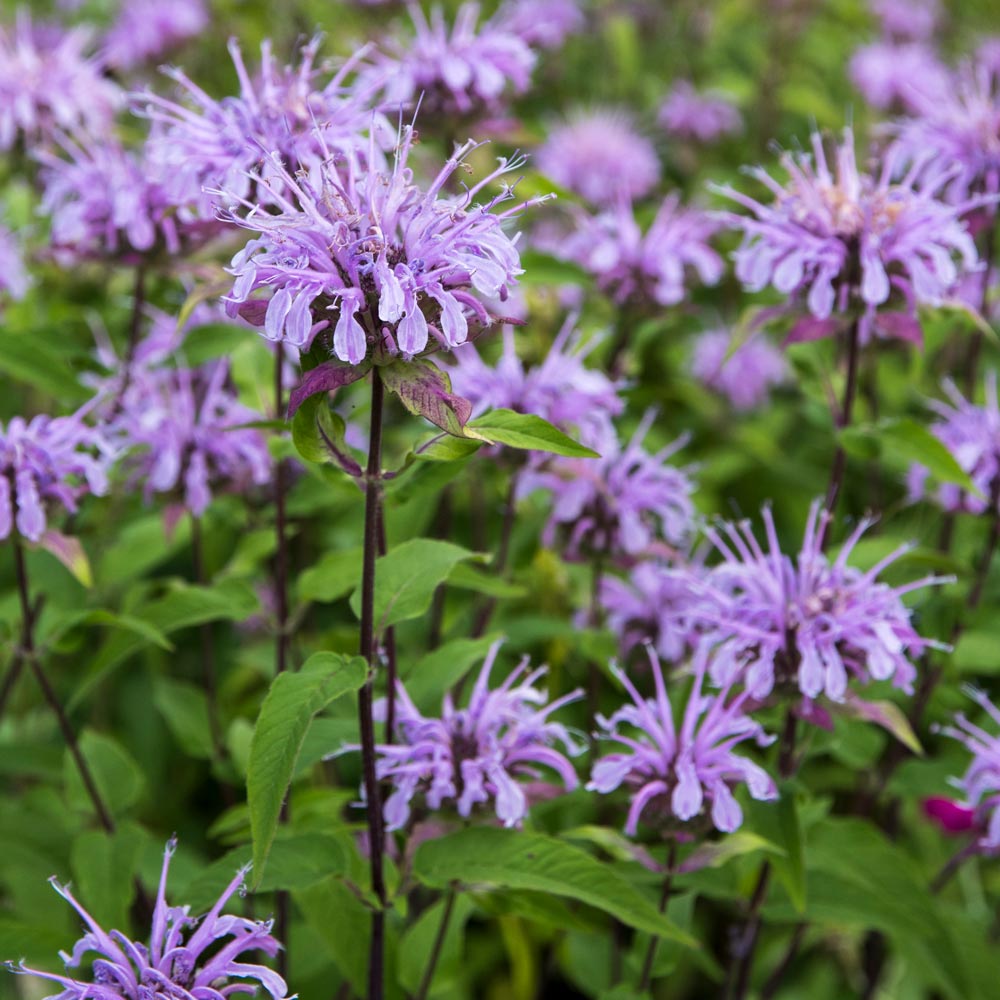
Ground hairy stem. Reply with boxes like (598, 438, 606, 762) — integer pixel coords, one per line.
(415, 889, 458, 1000)
(638, 840, 678, 991)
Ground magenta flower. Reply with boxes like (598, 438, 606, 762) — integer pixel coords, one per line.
(0, 222, 29, 303)
(559, 196, 723, 308)
(0, 11, 122, 151)
(536, 110, 661, 207)
(141, 37, 381, 221)
(355, 641, 583, 830)
(365, 3, 535, 122)
(848, 42, 950, 112)
(523, 411, 696, 561)
(7, 839, 289, 1000)
(658, 82, 742, 143)
(688, 329, 788, 411)
(587, 646, 777, 836)
(871, 0, 940, 41)
(907, 374, 1000, 515)
(0, 410, 112, 543)
(221, 122, 547, 363)
(103, 0, 208, 70)
(694, 501, 947, 702)
(446, 319, 623, 449)
(938, 687, 1000, 851)
(715, 128, 984, 345)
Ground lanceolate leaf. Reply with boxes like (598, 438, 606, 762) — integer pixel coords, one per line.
(466, 409, 599, 457)
(380, 359, 473, 436)
(247, 653, 367, 886)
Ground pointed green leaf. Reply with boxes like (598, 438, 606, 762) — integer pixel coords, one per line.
(466, 409, 599, 457)
(381, 360, 472, 436)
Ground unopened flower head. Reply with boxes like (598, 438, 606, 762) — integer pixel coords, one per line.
(141, 36, 383, 220)
(0, 11, 122, 152)
(907, 373, 1000, 515)
(447, 318, 624, 449)
(7, 838, 290, 1000)
(536, 110, 661, 207)
(560, 195, 723, 308)
(658, 82, 742, 143)
(103, 0, 208, 70)
(848, 42, 950, 113)
(0, 409, 112, 543)
(524, 410, 696, 561)
(221, 121, 549, 363)
(587, 645, 777, 836)
(365, 3, 535, 122)
(355, 640, 583, 830)
(715, 127, 984, 345)
(688, 329, 788, 411)
(694, 500, 947, 702)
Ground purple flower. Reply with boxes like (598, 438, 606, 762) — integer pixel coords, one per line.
(559, 196, 723, 308)
(587, 646, 777, 836)
(0, 222, 29, 303)
(0, 409, 112, 543)
(693, 501, 947, 703)
(848, 42, 950, 112)
(8, 838, 289, 1000)
(446, 319, 624, 449)
(688, 329, 788, 411)
(141, 37, 382, 221)
(363, 3, 535, 122)
(715, 127, 984, 345)
(907, 374, 1000, 515)
(938, 687, 1000, 851)
(221, 121, 547, 363)
(103, 0, 208, 70)
(523, 411, 696, 561)
(658, 82, 742, 143)
(870, 0, 940, 41)
(536, 110, 661, 207)
(0, 11, 122, 151)
(355, 641, 583, 830)
(495, 0, 583, 50)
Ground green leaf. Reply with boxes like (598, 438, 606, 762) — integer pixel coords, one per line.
(348, 538, 478, 633)
(413, 828, 695, 945)
(69, 824, 146, 930)
(835, 697, 923, 755)
(37, 531, 92, 587)
(517, 250, 589, 287)
(401, 635, 501, 711)
(413, 435, 483, 462)
(446, 561, 526, 599)
(153, 677, 215, 760)
(466, 409, 599, 457)
(745, 787, 805, 914)
(381, 360, 472, 436)
(0, 333, 88, 401)
(953, 630, 1000, 675)
(247, 652, 367, 887)
(678, 831, 784, 874)
(291, 393, 354, 466)
(180, 322, 253, 366)
(64, 731, 145, 818)
(297, 546, 362, 604)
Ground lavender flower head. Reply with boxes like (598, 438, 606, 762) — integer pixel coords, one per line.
(0, 11, 122, 151)
(871, 0, 940, 41)
(495, 0, 583, 50)
(658, 82, 742, 143)
(447, 318, 624, 449)
(0, 410, 112, 543)
(938, 687, 1000, 852)
(688, 329, 788, 411)
(0, 223, 29, 303)
(848, 42, 950, 113)
(559, 196, 723, 308)
(536, 110, 661, 207)
(8, 838, 289, 1000)
(587, 646, 777, 836)
(358, 641, 583, 830)
(221, 121, 548, 363)
(523, 410, 696, 561)
(141, 37, 382, 221)
(715, 128, 983, 345)
(366, 3, 535, 122)
(907, 374, 1000, 515)
(103, 0, 208, 70)
(694, 501, 947, 702)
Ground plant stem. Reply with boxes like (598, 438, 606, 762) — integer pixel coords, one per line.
(729, 861, 772, 1000)
(359, 369, 387, 1000)
(377, 507, 397, 744)
(638, 840, 678, 991)
(930, 841, 980, 895)
(14, 540, 115, 833)
(821, 316, 861, 540)
(777, 706, 798, 781)
(760, 923, 806, 999)
(415, 889, 458, 1000)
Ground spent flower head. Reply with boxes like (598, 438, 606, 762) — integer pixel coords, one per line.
(7, 838, 289, 1000)
(587, 646, 777, 836)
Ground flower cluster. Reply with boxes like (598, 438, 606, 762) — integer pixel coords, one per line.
(559, 196, 723, 308)
(0, 410, 112, 542)
(524, 411, 696, 560)
(536, 110, 660, 206)
(103, 0, 208, 70)
(9, 839, 290, 1000)
(716, 128, 982, 345)
(658, 82, 742, 143)
(907, 374, 1000, 514)
(222, 123, 546, 363)
(688, 329, 788, 411)
(359, 641, 583, 830)
(693, 501, 945, 702)
(588, 647, 777, 836)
